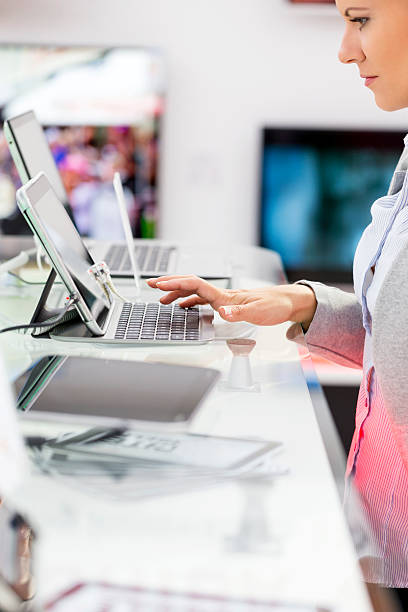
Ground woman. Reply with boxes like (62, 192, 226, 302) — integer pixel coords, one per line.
(148, 0, 408, 590)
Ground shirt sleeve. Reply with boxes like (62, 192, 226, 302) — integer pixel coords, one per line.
(286, 281, 365, 369)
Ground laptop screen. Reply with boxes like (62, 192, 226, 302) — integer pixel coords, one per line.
(7, 111, 69, 207)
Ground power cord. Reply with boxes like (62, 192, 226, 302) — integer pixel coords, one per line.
(0, 238, 48, 277)
(33, 235, 45, 271)
(8, 270, 63, 285)
(0, 247, 37, 276)
(0, 293, 78, 335)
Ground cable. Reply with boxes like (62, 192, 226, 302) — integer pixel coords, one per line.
(0, 240, 47, 280)
(0, 248, 37, 276)
(88, 261, 128, 303)
(8, 271, 63, 285)
(0, 294, 78, 335)
(33, 235, 45, 271)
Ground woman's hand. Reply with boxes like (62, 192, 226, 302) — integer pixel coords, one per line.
(146, 275, 317, 329)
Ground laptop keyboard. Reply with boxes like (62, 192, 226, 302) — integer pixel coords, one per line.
(115, 303, 200, 342)
(105, 244, 173, 274)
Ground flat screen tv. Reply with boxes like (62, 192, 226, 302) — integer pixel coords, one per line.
(0, 44, 165, 238)
(260, 126, 406, 283)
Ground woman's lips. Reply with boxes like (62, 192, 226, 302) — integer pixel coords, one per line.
(363, 76, 378, 87)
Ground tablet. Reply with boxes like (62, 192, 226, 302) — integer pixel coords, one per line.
(16, 172, 109, 337)
(59, 429, 283, 473)
(13, 356, 220, 429)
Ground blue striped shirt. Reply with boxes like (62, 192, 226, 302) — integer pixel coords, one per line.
(346, 134, 408, 587)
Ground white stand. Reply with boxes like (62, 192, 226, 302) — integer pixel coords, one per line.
(220, 338, 260, 392)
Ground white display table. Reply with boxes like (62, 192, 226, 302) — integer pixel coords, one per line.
(0, 239, 378, 611)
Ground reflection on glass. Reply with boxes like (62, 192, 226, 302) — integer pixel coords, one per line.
(226, 478, 280, 556)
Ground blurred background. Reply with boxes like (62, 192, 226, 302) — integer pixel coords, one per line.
(0, 46, 164, 238)
(0, 0, 407, 250)
(1, 0, 408, 449)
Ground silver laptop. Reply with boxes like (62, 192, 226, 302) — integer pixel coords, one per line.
(4, 110, 231, 279)
(16, 172, 215, 345)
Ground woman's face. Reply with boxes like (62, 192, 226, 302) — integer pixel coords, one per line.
(336, 0, 408, 111)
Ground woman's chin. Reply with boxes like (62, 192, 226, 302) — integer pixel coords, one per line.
(374, 93, 407, 112)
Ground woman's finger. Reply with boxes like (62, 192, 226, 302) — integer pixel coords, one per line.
(218, 303, 272, 324)
(146, 275, 191, 288)
(178, 296, 208, 308)
(155, 276, 223, 306)
(219, 304, 254, 322)
(219, 296, 291, 326)
(159, 290, 186, 304)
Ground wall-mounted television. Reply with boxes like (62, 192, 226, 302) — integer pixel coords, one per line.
(0, 44, 165, 238)
(259, 126, 406, 284)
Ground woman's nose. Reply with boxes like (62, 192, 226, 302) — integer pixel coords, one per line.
(338, 27, 366, 65)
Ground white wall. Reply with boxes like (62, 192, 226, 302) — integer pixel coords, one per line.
(1, 0, 408, 246)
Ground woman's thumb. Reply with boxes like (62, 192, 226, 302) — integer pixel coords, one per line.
(219, 304, 250, 322)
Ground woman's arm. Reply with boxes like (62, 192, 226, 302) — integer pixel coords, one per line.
(147, 275, 317, 327)
(287, 281, 365, 369)
(147, 275, 365, 368)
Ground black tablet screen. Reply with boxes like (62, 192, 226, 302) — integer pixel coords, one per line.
(14, 356, 219, 424)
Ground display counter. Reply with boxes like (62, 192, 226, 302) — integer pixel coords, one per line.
(0, 239, 389, 611)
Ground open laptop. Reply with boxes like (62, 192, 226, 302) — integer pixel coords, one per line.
(4, 110, 231, 279)
(16, 172, 215, 345)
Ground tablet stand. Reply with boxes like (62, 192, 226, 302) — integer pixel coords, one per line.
(29, 268, 80, 337)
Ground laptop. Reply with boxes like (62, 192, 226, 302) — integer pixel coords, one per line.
(16, 172, 215, 345)
(4, 110, 231, 279)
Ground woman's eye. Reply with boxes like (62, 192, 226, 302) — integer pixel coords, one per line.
(350, 17, 369, 29)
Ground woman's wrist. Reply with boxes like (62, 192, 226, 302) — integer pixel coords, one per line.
(285, 284, 317, 331)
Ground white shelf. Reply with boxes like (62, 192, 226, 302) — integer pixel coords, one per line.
(284, 1, 337, 17)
